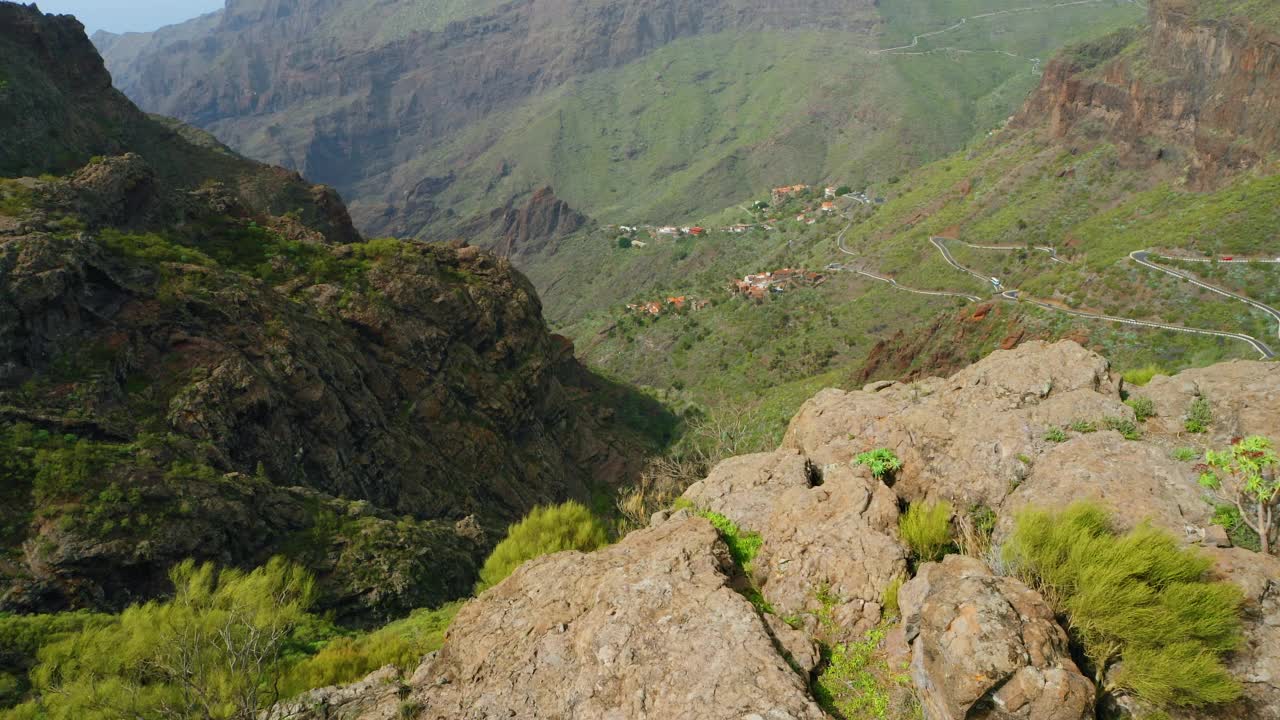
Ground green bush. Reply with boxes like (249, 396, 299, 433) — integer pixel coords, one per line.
(15, 558, 316, 719)
(1172, 447, 1200, 462)
(854, 448, 903, 481)
(475, 501, 609, 593)
(1003, 503, 1243, 709)
(1121, 365, 1167, 387)
(700, 510, 763, 573)
(279, 602, 460, 698)
(898, 501, 953, 563)
(1211, 506, 1262, 553)
(881, 576, 904, 620)
(1185, 397, 1213, 434)
(1125, 396, 1156, 422)
(813, 620, 914, 719)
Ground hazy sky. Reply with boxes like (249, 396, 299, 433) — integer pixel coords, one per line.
(36, 0, 225, 35)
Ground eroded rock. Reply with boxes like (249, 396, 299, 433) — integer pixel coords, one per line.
(900, 555, 1095, 720)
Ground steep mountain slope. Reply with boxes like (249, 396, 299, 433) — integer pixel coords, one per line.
(0, 2, 661, 623)
(266, 341, 1280, 720)
(94, 0, 1143, 239)
(534, 0, 1280, 451)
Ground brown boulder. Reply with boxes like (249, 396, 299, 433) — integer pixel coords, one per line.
(900, 555, 1095, 720)
(400, 516, 826, 719)
(784, 340, 1128, 509)
(755, 464, 906, 639)
(1000, 430, 1212, 539)
(681, 449, 817, 531)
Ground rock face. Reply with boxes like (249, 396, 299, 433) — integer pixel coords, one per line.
(264, 341, 1280, 719)
(1018, 0, 1280, 187)
(326, 516, 827, 720)
(462, 186, 588, 259)
(899, 555, 1095, 720)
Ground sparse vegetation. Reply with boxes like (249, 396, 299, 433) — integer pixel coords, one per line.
(855, 448, 903, 482)
(1004, 503, 1244, 709)
(1103, 416, 1142, 441)
(1044, 426, 1068, 443)
(898, 501, 953, 563)
(1125, 396, 1156, 422)
(813, 620, 917, 720)
(1069, 419, 1097, 434)
(1185, 397, 1213, 434)
(700, 510, 763, 573)
(1172, 447, 1200, 462)
(475, 502, 610, 593)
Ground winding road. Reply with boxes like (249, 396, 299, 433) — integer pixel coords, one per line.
(876, 0, 1119, 54)
(828, 222, 1276, 359)
(1130, 251, 1280, 341)
(833, 222, 982, 302)
(926, 237, 1275, 359)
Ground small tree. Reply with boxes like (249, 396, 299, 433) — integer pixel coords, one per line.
(616, 236, 632, 249)
(1202, 436, 1279, 554)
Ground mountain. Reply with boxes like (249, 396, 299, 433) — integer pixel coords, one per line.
(93, 0, 1143, 240)
(0, 2, 663, 623)
(528, 0, 1280, 451)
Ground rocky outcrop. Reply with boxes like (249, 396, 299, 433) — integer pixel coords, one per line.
(1017, 0, 1280, 187)
(681, 449, 817, 531)
(462, 186, 588, 258)
(754, 464, 906, 638)
(900, 555, 1095, 720)
(295, 516, 827, 719)
(261, 341, 1280, 718)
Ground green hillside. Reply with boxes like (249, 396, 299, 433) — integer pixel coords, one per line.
(386, 1, 1145, 234)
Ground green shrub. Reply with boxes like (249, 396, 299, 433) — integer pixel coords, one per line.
(1211, 506, 1262, 553)
(1044, 427, 1068, 443)
(475, 501, 609, 593)
(1003, 504, 1243, 709)
(1172, 447, 1199, 462)
(813, 620, 915, 719)
(1122, 365, 1167, 387)
(898, 501, 953, 563)
(1202, 436, 1278, 554)
(1126, 396, 1156, 422)
(1104, 416, 1142, 441)
(280, 602, 461, 698)
(17, 558, 316, 719)
(854, 448, 903, 481)
(1185, 397, 1213, 434)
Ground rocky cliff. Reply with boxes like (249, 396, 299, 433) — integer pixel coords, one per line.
(1017, 0, 1280, 186)
(0, 4, 660, 623)
(269, 341, 1280, 719)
